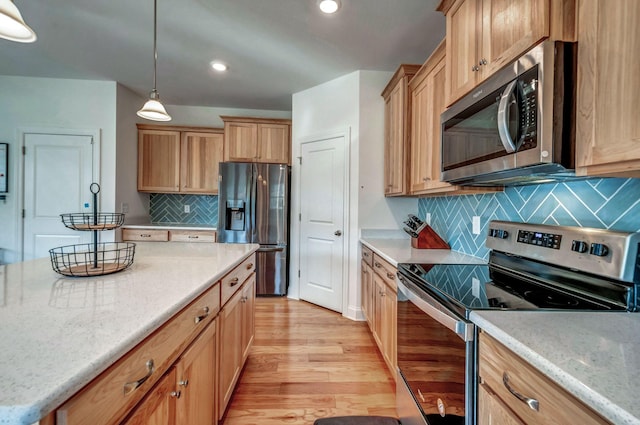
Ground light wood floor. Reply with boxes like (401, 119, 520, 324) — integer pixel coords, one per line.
(221, 297, 397, 425)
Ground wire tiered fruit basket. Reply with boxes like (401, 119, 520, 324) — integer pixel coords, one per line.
(49, 183, 135, 277)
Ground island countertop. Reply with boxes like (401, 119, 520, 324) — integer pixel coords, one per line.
(0, 242, 258, 425)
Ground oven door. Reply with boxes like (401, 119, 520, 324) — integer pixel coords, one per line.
(396, 275, 476, 425)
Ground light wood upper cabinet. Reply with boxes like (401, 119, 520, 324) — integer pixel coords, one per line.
(438, 0, 575, 105)
(137, 124, 224, 194)
(575, 0, 640, 177)
(138, 129, 181, 193)
(381, 64, 421, 196)
(222, 116, 291, 164)
(408, 41, 502, 196)
(180, 132, 224, 193)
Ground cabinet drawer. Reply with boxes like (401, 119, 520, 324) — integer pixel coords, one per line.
(221, 254, 256, 306)
(478, 333, 610, 425)
(122, 229, 169, 242)
(56, 284, 220, 425)
(372, 254, 397, 292)
(169, 229, 216, 243)
(361, 245, 374, 267)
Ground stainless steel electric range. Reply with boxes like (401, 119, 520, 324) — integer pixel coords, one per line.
(395, 220, 640, 425)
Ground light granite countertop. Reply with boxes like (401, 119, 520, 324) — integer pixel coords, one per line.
(0, 242, 257, 425)
(360, 237, 487, 267)
(471, 311, 640, 425)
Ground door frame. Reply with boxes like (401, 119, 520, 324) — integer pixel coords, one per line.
(16, 127, 101, 260)
(292, 127, 350, 315)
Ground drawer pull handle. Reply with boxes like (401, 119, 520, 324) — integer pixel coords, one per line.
(123, 359, 154, 395)
(374, 262, 381, 268)
(230, 277, 240, 287)
(194, 306, 210, 324)
(503, 372, 539, 411)
(170, 390, 181, 399)
(188, 235, 199, 239)
(363, 252, 369, 257)
(386, 272, 395, 280)
(247, 263, 254, 269)
(140, 234, 151, 238)
(417, 388, 426, 403)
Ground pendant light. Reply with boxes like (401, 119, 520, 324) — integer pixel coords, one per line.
(0, 0, 37, 42)
(137, 0, 171, 122)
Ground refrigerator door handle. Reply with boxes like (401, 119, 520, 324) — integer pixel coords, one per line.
(257, 246, 285, 253)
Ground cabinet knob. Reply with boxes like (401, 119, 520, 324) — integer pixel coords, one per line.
(247, 263, 254, 270)
(422, 177, 431, 182)
(170, 390, 182, 399)
(194, 306, 210, 324)
(386, 272, 395, 280)
(179, 379, 189, 388)
(471, 65, 479, 72)
(230, 277, 240, 287)
(479, 58, 487, 66)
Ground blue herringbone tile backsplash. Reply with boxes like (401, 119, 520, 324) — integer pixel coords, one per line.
(150, 194, 218, 225)
(418, 178, 640, 260)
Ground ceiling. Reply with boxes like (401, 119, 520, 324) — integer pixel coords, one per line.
(0, 0, 445, 111)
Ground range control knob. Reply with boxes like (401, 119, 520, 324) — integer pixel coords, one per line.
(571, 240, 588, 253)
(590, 243, 609, 257)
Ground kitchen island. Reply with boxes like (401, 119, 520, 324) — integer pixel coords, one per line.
(0, 242, 258, 425)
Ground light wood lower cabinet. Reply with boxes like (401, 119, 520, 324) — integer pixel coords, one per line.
(218, 273, 256, 421)
(360, 245, 397, 380)
(478, 332, 611, 425)
(122, 229, 216, 243)
(54, 253, 256, 425)
(123, 319, 217, 425)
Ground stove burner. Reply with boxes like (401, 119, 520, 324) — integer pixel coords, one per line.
(523, 290, 580, 308)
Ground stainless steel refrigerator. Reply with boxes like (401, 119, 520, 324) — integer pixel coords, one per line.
(217, 162, 290, 295)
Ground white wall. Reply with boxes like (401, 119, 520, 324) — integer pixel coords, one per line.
(0, 76, 118, 264)
(291, 70, 417, 320)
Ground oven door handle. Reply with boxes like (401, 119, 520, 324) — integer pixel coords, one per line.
(398, 278, 474, 342)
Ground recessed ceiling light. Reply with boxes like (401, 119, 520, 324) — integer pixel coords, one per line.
(210, 61, 227, 72)
(318, 0, 341, 14)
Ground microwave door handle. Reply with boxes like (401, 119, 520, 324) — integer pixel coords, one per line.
(497, 80, 518, 153)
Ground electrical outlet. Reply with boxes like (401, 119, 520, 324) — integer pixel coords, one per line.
(472, 216, 481, 235)
(121, 203, 129, 213)
(426, 213, 431, 225)
(184, 205, 191, 214)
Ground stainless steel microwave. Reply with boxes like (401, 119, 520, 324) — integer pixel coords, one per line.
(440, 41, 577, 186)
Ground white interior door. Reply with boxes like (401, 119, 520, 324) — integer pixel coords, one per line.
(299, 135, 346, 313)
(22, 132, 96, 260)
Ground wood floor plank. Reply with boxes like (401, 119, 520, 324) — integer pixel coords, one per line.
(221, 298, 396, 425)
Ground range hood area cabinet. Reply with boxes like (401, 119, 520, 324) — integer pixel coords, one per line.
(437, 0, 577, 107)
(221, 116, 292, 165)
(575, 0, 640, 178)
(137, 124, 224, 194)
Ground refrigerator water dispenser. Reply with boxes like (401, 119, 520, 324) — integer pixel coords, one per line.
(225, 200, 246, 231)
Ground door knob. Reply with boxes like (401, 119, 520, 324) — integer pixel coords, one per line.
(334, 230, 342, 236)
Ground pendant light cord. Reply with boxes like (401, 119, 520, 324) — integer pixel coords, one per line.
(152, 0, 158, 92)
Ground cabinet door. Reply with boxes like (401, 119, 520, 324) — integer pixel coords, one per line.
(479, 0, 548, 79)
(477, 383, 524, 425)
(122, 368, 177, 425)
(446, 0, 480, 105)
(224, 122, 258, 162)
(180, 132, 224, 194)
(258, 123, 290, 164)
(175, 320, 217, 425)
(138, 130, 181, 193)
(380, 282, 397, 377)
(240, 274, 256, 363)
(410, 53, 451, 194)
(576, 0, 640, 177)
(361, 260, 373, 328)
(218, 289, 243, 420)
(384, 82, 406, 195)
(372, 273, 385, 349)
